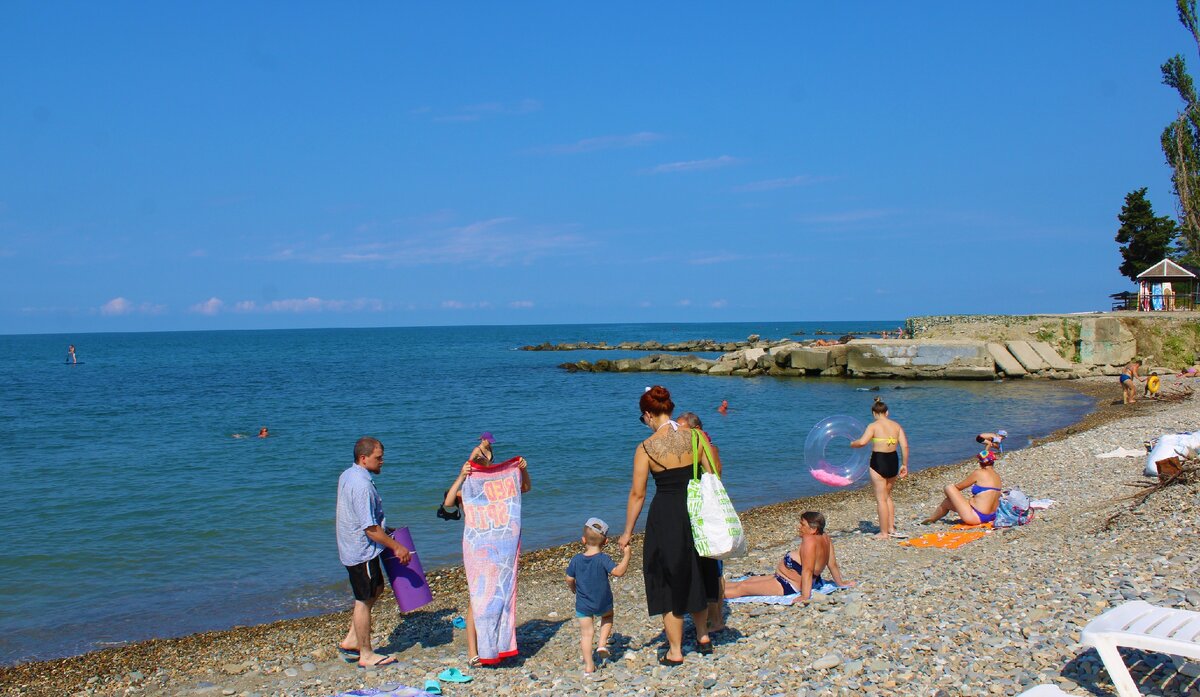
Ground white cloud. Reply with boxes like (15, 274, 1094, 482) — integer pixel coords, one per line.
(798, 209, 897, 225)
(266, 217, 589, 267)
(509, 300, 534, 308)
(232, 297, 385, 313)
(190, 297, 224, 315)
(535, 131, 663, 155)
(677, 299, 692, 307)
(100, 297, 166, 316)
(734, 175, 828, 192)
(441, 300, 492, 310)
(710, 299, 729, 308)
(100, 297, 132, 316)
(688, 253, 745, 265)
(647, 155, 742, 174)
(431, 99, 541, 123)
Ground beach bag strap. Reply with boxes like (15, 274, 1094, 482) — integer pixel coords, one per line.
(691, 429, 718, 480)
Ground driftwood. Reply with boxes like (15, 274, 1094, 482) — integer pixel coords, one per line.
(1101, 454, 1197, 531)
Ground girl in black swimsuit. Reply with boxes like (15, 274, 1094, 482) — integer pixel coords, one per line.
(850, 399, 909, 539)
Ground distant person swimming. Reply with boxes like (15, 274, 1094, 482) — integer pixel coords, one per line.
(258, 427, 269, 438)
(66, 345, 77, 364)
(717, 400, 729, 415)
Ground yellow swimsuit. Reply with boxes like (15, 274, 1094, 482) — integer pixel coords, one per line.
(871, 436, 898, 446)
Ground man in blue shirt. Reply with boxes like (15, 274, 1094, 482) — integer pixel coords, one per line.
(336, 437, 410, 667)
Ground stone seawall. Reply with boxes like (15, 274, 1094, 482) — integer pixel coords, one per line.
(560, 338, 1112, 379)
(907, 312, 1200, 370)
(552, 313, 1200, 380)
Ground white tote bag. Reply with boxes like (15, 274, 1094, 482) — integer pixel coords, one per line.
(685, 430, 747, 559)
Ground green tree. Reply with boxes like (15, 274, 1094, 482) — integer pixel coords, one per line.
(1162, 0, 1200, 265)
(1116, 188, 1179, 281)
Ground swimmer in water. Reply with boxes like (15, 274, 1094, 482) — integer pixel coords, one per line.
(717, 400, 729, 415)
(67, 345, 77, 364)
(258, 427, 269, 438)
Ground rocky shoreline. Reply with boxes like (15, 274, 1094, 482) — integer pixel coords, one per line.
(3, 378, 1199, 697)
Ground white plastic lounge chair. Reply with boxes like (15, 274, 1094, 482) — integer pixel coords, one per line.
(1081, 600, 1200, 697)
(1015, 685, 1075, 696)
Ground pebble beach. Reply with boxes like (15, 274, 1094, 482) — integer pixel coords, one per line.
(3, 377, 1198, 697)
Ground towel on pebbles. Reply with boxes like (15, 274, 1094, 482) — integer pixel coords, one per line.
(726, 578, 847, 604)
(332, 688, 436, 697)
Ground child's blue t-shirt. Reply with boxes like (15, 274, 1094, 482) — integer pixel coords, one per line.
(566, 552, 616, 616)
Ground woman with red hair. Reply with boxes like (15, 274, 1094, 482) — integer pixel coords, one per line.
(617, 386, 720, 665)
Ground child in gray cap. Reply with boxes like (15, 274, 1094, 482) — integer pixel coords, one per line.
(565, 517, 632, 675)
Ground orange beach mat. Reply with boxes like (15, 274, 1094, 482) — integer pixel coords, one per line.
(900, 522, 993, 549)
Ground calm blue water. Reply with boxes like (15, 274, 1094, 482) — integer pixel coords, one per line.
(0, 322, 1094, 664)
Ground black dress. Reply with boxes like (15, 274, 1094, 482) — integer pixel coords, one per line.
(642, 465, 720, 616)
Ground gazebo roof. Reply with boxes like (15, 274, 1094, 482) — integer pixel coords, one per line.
(1137, 258, 1196, 279)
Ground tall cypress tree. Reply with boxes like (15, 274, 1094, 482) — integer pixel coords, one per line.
(1116, 188, 1180, 281)
(1162, 0, 1200, 265)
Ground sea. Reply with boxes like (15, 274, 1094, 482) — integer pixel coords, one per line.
(0, 322, 1095, 665)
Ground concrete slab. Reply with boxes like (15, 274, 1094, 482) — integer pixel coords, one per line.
(1029, 341, 1072, 370)
(846, 340, 994, 378)
(1006, 341, 1048, 372)
(986, 342, 1027, 376)
(790, 348, 833, 371)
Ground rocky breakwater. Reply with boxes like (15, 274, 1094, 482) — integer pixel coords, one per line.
(522, 334, 779, 353)
(560, 337, 1103, 380)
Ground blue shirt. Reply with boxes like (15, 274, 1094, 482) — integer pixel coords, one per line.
(336, 464, 386, 566)
(566, 552, 617, 616)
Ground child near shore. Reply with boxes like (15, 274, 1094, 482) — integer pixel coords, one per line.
(565, 517, 631, 675)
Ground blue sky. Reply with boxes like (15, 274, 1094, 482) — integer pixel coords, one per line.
(0, 3, 1189, 333)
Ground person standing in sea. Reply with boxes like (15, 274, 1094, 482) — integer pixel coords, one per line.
(66, 344, 77, 364)
(617, 386, 720, 665)
(335, 437, 410, 667)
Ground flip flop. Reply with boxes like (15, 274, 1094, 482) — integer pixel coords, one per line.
(423, 679, 442, 694)
(437, 667, 473, 683)
(657, 654, 683, 666)
(888, 531, 909, 539)
(358, 655, 397, 668)
(337, 646, 360, 662)
(596, 646, 611, 661)
(452, 616, 467, 629)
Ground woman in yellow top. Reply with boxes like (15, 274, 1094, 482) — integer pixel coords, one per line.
(850, 398, 909, 539)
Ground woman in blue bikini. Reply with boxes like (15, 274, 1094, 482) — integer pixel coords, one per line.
(722, 512, 853, 603)
(921, 447, 1003, 525)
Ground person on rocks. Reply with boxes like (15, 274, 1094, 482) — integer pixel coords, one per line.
(617, 386, 721, 665)
(921, 443, 1003, 526)
(723, 511, 852, 602)
(335, 437, 409, 667)
(566, 517, 632, 675)
(850, 398, 909, 539)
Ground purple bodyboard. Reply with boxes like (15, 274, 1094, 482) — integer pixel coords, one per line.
(381, 527, 433, 612)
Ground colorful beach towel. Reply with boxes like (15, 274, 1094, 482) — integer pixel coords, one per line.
(900, 522, 993, 549)
(330, 688, 436, 697)
(461, 455, 524, 664)
(726, 577, 849, 604)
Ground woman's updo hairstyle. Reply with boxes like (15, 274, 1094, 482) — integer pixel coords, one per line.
(640, 385, 675, 416)
(871, 397, 888, 414)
